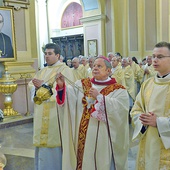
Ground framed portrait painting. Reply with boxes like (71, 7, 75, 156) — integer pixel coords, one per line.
(88, 39, 98, 57)
(0, 7, 17, 61)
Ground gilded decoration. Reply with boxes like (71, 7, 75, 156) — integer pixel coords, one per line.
(0, 68, 18, 116)
(40, 103, 50, 146)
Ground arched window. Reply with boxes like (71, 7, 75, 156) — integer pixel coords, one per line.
(61, 2, 83, 28)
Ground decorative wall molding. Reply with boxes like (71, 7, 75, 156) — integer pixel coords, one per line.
(3, 0, 30, 10)
(80, 14, 106, 23)
(3, 61, 36, 79)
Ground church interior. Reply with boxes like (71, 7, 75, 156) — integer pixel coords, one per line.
(0, 0, 170, 169)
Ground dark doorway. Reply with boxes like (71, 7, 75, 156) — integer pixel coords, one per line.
(51, 34, 84, 61)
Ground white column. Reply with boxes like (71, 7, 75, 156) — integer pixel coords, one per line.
(35, 0, 49, 69)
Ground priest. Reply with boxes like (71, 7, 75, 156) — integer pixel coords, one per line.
(56, 56, 129, 170)
(131, 41, 170, 169)
(28, 43, 74, 170)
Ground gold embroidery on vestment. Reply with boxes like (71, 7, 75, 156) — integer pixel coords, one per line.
(76, 79, 125, 170)
(40, 103, 50, 146)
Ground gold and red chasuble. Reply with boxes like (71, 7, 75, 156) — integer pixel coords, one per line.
(76, 78, 125, 170)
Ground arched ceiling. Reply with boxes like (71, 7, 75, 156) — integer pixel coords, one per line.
(81, 0, 99, 11)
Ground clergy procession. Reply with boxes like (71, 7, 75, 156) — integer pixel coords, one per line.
(28, 41, 170, 170)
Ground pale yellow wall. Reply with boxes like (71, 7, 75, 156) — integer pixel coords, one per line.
(81, 0, 170, 59)
(29, 0, 38, 59)
(105, 0, 170, 60)
(112, 0, 128, 55)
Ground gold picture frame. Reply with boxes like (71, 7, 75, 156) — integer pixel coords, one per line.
(0, 7, 17, 61)
(88, 39, 98, 56)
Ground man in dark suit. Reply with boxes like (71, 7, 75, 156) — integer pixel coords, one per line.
(0, 13, 13, 58)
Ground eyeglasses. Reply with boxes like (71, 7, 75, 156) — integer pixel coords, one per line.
(152, 55, 170, 60)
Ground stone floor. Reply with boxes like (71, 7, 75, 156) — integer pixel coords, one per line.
(0, 118, 138, 170)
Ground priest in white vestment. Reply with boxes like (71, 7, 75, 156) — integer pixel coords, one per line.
(56, 56, 129, 170)
(142, 55, 157, 82)
(28, 43, 74, 170)
(131, 41, 170, 170)
(71, 57, 88, 81)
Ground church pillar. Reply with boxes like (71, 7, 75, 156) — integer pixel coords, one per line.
(35, 0, 49, 68)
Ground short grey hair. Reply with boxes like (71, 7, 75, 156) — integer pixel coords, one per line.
(104, 60, 112, 69)
(122, 57, 129, 63)
(107, 52, 114, 57)
(72, 57, 79, 62)
(96, 57, 112, 69)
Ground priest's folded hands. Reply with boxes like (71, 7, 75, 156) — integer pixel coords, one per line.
(139, 112, 157, 127)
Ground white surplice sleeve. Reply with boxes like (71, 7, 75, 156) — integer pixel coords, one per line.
(28, 81, 36, 102)
(91, 94, 106, 122)
(132, 114, 142, 138)
(157, 117, 170, 149)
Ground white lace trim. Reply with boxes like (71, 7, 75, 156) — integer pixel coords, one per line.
(91, 94, 106, 122)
